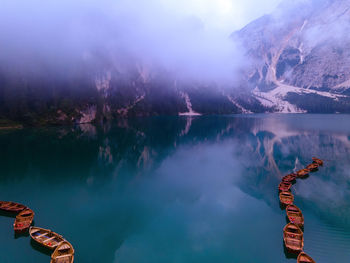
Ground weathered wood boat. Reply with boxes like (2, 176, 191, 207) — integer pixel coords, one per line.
(30, 227, 64, 249)
(306, 163, 319, 172)
(279, 181, 292, 192)
(286, 204, 304, 228)
(296, 169, 310, 178)
(0, 201, 26, 213)
(283, 223, 304, 253)
(50, 241, 74, 263)
(297, 252, 316, 263)
(14, 208, 34, 232)
(312, 157, 323, 166)
(279, 191, 294, 206)
(282, 174, 297, 183)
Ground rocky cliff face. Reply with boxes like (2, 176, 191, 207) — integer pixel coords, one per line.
(235, 0, 350, 113)
(1, 0, 350, 125)
(0, 62, 266, 125)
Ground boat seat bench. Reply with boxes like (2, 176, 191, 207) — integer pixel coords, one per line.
(36, 232, 49, 238)
(54, 255, 71, 259)
(43, 236, 56, 243)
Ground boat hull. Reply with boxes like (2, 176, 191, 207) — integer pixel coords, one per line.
(286, 205, 304, 228)
(30, 227, 65, 250)
(297, 252, 316, 263)
(306, 163, 319, 172)
(279, 182, 292, 192)
(14, 208, 34, 232)
(296, 169, 310, 178)
(312, 157, 323, 166)
(0, 201, 26, 213)
(282, 174, 297, 183)
(279, 191, 294, 206)
(283, 223, 304, 253)
(50, 241, 75, 263)
(14, 222, 33, 233)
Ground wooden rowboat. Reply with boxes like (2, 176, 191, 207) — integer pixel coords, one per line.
(297, 252, 316, 263)
(279, 191, 294, 206)
(306, 163, 319, 172)
(312, 157, 323, 166)
(279, 181, 292, 192)
(296, 169, 310, 178)
(286, 204, 304, 228)
(282, 174, 297, 183)
(283, 223, 304, 253)
(0, 201, 26, 213)
(50, 241, 74, 263)
(14, 208, 34, 232)
(30, 227, 64, 250)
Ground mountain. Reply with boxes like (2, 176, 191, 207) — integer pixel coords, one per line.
(1, 0, 350, 126)
(0, 60, 265, 126)
(234, 0, 350, 113)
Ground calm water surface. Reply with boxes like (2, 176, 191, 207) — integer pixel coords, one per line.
(1, 114, 350, 263)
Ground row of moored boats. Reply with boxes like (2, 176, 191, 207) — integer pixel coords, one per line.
(0, 201, 74, 263)
(278, 157, 323, 263)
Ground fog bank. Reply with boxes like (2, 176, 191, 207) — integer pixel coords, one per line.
(0, 0, 283, 83)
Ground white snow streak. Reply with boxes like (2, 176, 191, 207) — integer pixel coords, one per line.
(226, 95, 252, 113)
(179, 92, 201, 116)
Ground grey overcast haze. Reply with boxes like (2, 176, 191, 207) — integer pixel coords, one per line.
(0, 0, 282, 82)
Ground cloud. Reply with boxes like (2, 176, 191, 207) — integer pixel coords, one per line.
(0, 0, 282, 83)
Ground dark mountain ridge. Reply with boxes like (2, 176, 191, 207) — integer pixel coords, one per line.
(2, 0, 350, 126)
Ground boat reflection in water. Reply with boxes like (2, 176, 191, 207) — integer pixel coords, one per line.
(0, 114, 350, 262)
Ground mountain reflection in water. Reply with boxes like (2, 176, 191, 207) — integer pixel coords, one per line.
(0, 114, 349, 263)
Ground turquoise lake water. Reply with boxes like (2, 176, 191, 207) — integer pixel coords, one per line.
(0, 114, 350, 262)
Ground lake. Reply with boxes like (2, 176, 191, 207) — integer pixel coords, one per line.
(0, 114, 350, 263)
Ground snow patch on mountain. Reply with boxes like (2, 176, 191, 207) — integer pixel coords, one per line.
(117, 94, 145, 116)
(332, 79, 350, 90)
(276, 81, 347, 99)
(226, 95, 253, 114)
(253, 87, 305, 113)
(179, 92, 201, 116)
(253, 79, 349, 113)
